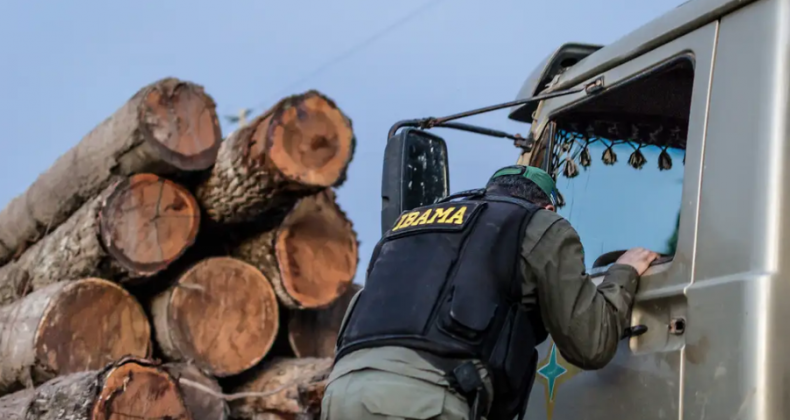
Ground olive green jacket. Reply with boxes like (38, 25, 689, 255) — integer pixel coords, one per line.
(328, 209, 639, 391)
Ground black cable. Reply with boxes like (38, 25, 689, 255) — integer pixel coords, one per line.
(248, 0, 448, 114)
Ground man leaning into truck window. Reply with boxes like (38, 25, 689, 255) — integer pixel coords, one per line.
(321, 165, 659, 420)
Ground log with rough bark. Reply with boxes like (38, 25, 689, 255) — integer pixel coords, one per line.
(229, 357, 332, 420)
(0, 278, 151, 396)
(288, 283, 361, 358)
(0, 388, 30, 420)
(0, 77, 221, 267)
(196, 90, 355, 224)
(233, 189, 358, 309)
(0, 173, 200, 306)
(0, 357, 191, 420)
(164, 363, 228, 420)
(150, 256, 280, 377)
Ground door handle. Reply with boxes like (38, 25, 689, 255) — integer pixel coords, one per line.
(621, 325, 649, 340)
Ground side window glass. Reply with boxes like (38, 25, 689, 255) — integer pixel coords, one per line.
(548, 58, 693, 269)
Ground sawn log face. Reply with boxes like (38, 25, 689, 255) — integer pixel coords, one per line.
(196, 90, 355, 224)
(0, 174, 200, 307)
(0, 358, 190, 420)
(0, 77, 221, 267)
(0, 279, 151, 396)
(150, 257, 279, 377)
(233, 189, 358, 309)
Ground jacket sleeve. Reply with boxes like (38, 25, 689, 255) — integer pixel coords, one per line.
(523, 217, 640, 370)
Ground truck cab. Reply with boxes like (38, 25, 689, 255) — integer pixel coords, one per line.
(503, 0, 790, 418)
(382, 0, 790, 418)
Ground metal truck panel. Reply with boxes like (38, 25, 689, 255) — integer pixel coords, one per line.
(510, 0, 757, 123)
(522, 19, 717, 420)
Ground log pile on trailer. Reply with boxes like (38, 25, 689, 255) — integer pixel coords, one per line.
(0, 78, 360, 420)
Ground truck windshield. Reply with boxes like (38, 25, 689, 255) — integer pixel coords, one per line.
(544, 57, 693, 268)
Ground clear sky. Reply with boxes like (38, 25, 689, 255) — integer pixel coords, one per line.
(0, 0, 687, 283)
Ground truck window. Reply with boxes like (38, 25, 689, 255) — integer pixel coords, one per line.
(546, 58, 693, 268)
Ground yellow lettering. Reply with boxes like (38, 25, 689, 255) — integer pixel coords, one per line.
(392, 213, 414, 231)
(403, 212, 421, 227)
(415, 209, 432, 225)
(393, 211, 420, 231)
(444, 206, 467, 224)
(436, 207, 457, 223)
(391, 213, 410, 231)
(391, 205, 472, 232)
(427, 207, 452, 223)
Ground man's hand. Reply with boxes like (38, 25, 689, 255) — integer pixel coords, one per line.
(616, 247, 660, 275)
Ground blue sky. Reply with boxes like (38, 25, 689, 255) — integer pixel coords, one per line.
(0, 0, 687, 283)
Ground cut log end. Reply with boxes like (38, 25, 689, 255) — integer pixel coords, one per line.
(275, 190, 358, 309)
(264, 91, 353, 187)
(92, 360, 190, 420)
(100, 174, 200, 277)
(35, 278, 151, 378)
(166, 257, 279, 376)
(141, 78, 222, 170)
(288, 283, 361, 358)
(193, 90, 354, 225)
(0, 359, 189, 420)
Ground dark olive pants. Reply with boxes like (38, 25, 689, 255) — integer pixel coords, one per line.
(321, 369, 471, 420)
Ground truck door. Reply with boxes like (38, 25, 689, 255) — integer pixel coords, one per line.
(521, 21, 717, 420)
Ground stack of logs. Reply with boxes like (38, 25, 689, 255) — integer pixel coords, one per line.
(0, 77, 362, 420)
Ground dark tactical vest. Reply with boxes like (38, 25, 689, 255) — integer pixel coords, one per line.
(335, 190, 550, 420)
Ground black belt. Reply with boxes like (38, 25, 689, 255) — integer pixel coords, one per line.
(414, 350, 491, 420)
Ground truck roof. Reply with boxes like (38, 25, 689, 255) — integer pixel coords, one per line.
(512, 0, 758, 120)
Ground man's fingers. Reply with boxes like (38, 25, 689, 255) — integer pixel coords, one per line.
(634, 248, 659, 259)
(615, 248, 662, 275)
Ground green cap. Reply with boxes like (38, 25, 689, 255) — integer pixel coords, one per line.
(488, 165, 559, 206)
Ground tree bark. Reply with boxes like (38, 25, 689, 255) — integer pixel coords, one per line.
(150, 257, 280, 377)
(229, 357, 332, 420)
(195, 90, 355, 224)
(0, 278, 151, 396)
(0, 77, 221, 267)
(0, 173, 201, 306)
(0, 388, 30, 420)
(233, 189, 359, 309)
(288, 283, 361, 358)
(164, 363, 228, 420)
(0, 357, 191, 420)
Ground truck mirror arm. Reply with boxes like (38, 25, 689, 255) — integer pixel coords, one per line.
(387, 120, 533, 149)
(387, 77, 601, 151)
